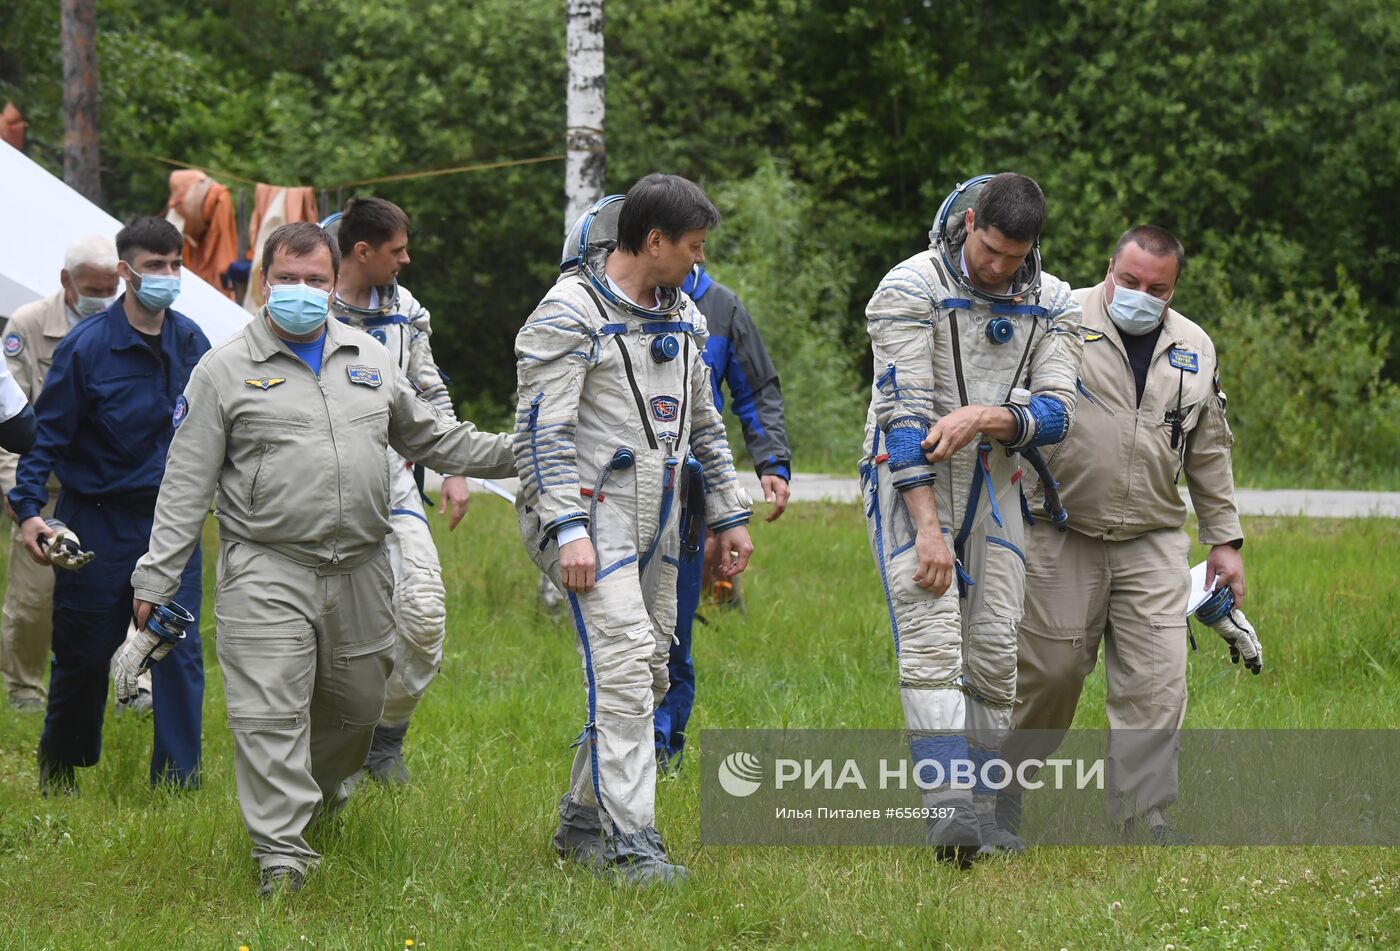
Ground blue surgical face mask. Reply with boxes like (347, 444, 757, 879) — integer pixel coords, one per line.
(266, 283, 330, 335)
(1106, 273, 1170, 336)
(132, 272, 181, 312)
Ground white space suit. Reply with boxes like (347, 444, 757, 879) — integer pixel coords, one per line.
(330, 283, 453, 750)
(860, 177, 1083, 857)
(515, 198, 750, 863)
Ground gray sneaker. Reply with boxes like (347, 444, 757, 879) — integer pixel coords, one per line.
(363, 722, 410, 785)
(605, 827, 688, 887)
(9, 696, 44, 714)
(259, 865, 304, 898)
(552, 794, 606, 869)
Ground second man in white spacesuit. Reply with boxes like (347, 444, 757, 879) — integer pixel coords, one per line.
(324, 198, 469, 783)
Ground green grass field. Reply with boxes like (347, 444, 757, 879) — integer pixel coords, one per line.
(0, 501, 1396, 949)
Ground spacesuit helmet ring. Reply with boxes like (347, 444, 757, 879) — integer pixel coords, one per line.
(929, 174, 1042, 306)
(561, 195, 685, 320)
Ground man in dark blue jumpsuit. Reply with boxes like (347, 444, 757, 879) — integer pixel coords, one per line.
(654, 264, 791, 766)
(10, 217, 209, 794)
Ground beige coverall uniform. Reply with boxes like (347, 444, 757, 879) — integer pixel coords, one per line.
(1, 290, 71, 704)
(1007, 281, 1242, 826)
(131, 312, 514, 875)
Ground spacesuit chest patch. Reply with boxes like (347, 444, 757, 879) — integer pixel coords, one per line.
(347, 365, 383, 387)
(649, 395, 680, 423)
(1168, 349, 1199, 372)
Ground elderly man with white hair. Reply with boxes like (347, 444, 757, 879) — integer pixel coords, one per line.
(0, 234, 120, 711)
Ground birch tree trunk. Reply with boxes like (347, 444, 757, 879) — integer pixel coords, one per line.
(61, 0, 102, 204)
(564, 0, 605, 233)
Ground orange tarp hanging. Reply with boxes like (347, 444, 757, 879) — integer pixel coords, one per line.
(0, 102, 27, 150)
(165, 169, 240, 301)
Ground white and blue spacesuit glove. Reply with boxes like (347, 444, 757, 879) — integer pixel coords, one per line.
(1194, 587, 1262, 674)
(113, 602, 195, 703)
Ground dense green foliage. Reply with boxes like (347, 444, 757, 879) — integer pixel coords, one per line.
(0, 507, 1397, 947)
(2, 0, 1396, 484)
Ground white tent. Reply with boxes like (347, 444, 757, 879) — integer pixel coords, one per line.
(0, 142, 249, 343)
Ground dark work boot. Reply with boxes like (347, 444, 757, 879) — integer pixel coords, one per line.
(37, 744, 77, 798)
(364, 722, 411, 785)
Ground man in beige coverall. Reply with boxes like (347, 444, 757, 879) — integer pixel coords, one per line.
(0, 236, 120, 710)
(999, 225, 1255, 844)
(128, 223, 516, 897)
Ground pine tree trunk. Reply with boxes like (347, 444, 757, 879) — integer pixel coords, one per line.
(60, 0, 102, 204)
(564, 0, 605, 233)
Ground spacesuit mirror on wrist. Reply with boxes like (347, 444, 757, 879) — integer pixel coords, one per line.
(561, 195, 685, 321)
(929, 175, 1042, 306)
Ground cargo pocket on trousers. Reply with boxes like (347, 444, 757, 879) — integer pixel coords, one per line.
(333, 632, 396, 669)
(218, 623, 316, 730)
(1149, 613, 1190, 689)
(327, 632, 396, 728)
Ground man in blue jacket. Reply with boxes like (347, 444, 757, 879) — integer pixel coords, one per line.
(654, 264, 791, 766)
(9, 216, 209, 795)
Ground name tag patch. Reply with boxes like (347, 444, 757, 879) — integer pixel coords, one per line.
(1168, 349, 1200, 372)
(3, 333, 22, 357)
(347, 365, 383, 387)
(244, 377, 286, 390)
(650, 395, 680, 422)
(172, 395, 189, 428)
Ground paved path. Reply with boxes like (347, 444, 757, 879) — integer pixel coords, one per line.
(739, 474, 1400, 518)
(454, 472, 1400, 518)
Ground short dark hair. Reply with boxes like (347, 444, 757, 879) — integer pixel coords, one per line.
(971, 173, 1046, 243)
(116, 216, 182, 262)
(264, 222, 341, 277)
(337, 197, 411, 255)
(616, 173, 720, 255)
(1113, 225, 1187, 278)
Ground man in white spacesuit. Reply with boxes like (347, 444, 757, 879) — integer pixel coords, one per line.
(515, 174, 754, 886)
(324, 198, 469, 784)
(860, 173, 1083, 866)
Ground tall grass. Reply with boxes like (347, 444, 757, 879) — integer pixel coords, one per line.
(0, 504, 1395, 948)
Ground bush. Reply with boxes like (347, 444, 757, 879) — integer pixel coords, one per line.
(1187, 234, 1400, 488)
(706, 161, 869, 473)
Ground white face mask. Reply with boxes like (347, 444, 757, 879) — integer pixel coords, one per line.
(74, 293, 118, 317)
(1106, 272, 1170, 336)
